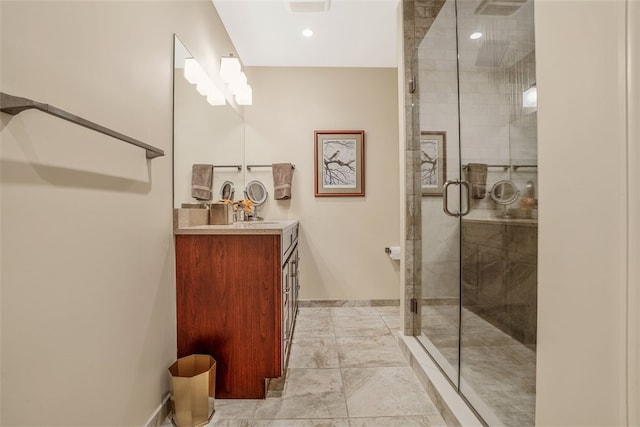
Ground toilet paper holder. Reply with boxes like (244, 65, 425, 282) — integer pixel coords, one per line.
(385, 246, 401, 260)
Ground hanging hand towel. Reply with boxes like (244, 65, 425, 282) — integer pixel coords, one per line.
(191, 164, 214, 200)
(464, 163, 488, 199)
(272, 163, 294, 200)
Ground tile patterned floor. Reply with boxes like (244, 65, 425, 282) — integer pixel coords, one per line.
(164, 306, 448, 427)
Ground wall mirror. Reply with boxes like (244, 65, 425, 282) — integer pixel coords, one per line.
(173, 35, 245, 208)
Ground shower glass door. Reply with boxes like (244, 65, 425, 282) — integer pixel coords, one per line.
(416, 0, 462, 384)
(417, 0, 537, 425)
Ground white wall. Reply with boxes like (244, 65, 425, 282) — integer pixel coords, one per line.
(535, 0, 630, 424)
(0, 1, 236, 425)
(244, 67, 400, 300)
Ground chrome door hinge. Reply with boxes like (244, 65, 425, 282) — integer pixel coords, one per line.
(409, 78, 416, 94)
(410, 298, 418, 314)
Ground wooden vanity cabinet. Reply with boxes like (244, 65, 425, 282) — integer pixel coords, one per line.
(175, 224, 299, 399)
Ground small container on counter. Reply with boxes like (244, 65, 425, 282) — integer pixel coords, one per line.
(209, 202, 233, 225)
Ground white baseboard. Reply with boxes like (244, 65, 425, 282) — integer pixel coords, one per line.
(143, 393, 171, 427)
(298, 299, 400, 307)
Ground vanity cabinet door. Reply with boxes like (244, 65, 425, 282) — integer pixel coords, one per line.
(290, 245, 299, 328)
(282, 259, 291, 368)
(175, 234, 282, 399)
(281, 241, 299, 368)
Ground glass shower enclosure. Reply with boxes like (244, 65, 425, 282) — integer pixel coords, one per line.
(414, 0, 538, 425)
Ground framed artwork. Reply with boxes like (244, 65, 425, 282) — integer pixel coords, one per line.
(420, 131, 446, 196)
(314, 130, 365, 197)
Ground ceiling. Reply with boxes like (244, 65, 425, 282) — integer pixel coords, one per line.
(211, 0, 400, 68)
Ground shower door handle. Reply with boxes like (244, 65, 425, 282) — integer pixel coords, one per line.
(443, 179, 460, 217)
(443, 179, 472, 217)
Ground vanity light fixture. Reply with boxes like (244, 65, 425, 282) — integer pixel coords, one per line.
(220, 56, 241, 84)
(220, 54, 253, 105)
(205, 85, 225, 106)
(184, 57, 225, 106)
(523, 83, 537, 108)
(235, 84, 253, 106)
(184, 58, 202, 84)
(229, 71, 248, 95)
(470, 32, 483, 40)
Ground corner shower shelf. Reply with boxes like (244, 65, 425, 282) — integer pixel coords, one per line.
(0, 92, 165, 159)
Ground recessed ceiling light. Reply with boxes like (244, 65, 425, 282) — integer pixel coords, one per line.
(288, 0, 331, 13)
(470, 32, 483, 40)
(302, 28, 314, 37)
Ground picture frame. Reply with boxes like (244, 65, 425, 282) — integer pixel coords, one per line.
(314, 130, 365, 197)
(420, 131, 446, 196)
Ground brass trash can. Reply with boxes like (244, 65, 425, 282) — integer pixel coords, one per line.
(168, 354, 216, 427)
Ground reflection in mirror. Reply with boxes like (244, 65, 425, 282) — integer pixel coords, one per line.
(244, 180, 268, 207)
(244, 180, 267, 221)
(219, 180, 235, 200)
(173, 35, 245, 207)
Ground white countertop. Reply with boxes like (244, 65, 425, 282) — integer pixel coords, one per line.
(174, 209, 298, 235)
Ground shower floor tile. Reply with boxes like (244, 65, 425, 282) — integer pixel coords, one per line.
(421, 304, 536, 427)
